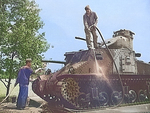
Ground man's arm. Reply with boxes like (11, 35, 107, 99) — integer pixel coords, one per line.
(14, 69, 21, 87)
(89, 12, 98, 29)
(83, 15, 89, 30)
(34, 68, 44, 74)
(93, 12, 98, 26)
(29, 68, 44, 82)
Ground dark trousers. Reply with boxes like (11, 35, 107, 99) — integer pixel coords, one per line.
(16, 85, 28, 109)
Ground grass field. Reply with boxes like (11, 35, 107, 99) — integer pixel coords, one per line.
(0, 79, 19, 102)
(0, 79, 19, 97)
(0, 79, 37, 102)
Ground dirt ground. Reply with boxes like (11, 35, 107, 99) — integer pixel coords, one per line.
(0, 103, 73, 113)
(0, 103, 43, 113)
(0, 96, 47, 113)
(0, 98, 72, 113)
(1, 101, 150, 113)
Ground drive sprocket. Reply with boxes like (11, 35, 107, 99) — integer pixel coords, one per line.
(61, 78, 80, 104)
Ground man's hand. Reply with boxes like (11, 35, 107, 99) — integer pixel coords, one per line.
(29, 79, 34, 83)
(92, 25, 96, 28)
(35, 68, 44, 73)
(87, 28, 91, 31)
(88, 25, 95, 30)
(88, 25, 92, 30)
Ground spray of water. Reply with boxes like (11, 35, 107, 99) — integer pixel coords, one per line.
(92, 49, 110, 84)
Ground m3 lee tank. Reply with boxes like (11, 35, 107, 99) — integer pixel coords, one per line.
(32, 29, 150, 110)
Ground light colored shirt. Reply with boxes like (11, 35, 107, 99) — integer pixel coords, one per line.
(83, 11, 98, 29)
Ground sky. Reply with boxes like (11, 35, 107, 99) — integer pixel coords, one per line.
(35, 0, 150, 71)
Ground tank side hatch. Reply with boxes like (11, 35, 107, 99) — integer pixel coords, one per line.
(103, 29, 137, 74)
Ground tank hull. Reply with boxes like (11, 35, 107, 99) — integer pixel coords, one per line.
(32, 74, 150, 109)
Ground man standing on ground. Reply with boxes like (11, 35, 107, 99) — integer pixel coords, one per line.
(83, 5, 98, 49)
(14, 58, 42, 110)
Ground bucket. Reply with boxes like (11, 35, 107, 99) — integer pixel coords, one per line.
(12, 96, 16, 103)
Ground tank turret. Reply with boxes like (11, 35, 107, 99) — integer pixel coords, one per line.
(104, 29, 135, 50)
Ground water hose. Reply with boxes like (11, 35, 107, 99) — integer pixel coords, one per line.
(95, 26, 124, 107)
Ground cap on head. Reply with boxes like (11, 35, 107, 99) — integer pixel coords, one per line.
(26, 58, 32, 63)
(85, 5, 90, 10)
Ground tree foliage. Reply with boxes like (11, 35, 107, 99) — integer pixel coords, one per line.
(0, 0, 50, 95)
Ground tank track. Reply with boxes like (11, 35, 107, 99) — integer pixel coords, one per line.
(58, 76, 123, 109)
(34, 75, 150, 110)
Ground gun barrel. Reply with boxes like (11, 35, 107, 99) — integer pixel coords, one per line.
(75, 37, 101, 45)
(42, 60, 66, 64)
(75, 37, 86, 41)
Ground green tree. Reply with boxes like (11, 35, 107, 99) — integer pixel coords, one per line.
(0, 0, 49, 96)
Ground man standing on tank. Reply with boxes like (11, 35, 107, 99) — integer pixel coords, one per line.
(83, 5, 98, 49)
(14, 58, 42, 110)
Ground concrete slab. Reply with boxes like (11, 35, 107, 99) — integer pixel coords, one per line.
(0, 103, 42, 113)
(81, 104, 150, 113)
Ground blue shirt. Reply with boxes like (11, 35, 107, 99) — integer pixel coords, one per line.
(16, 67, 33, 85)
